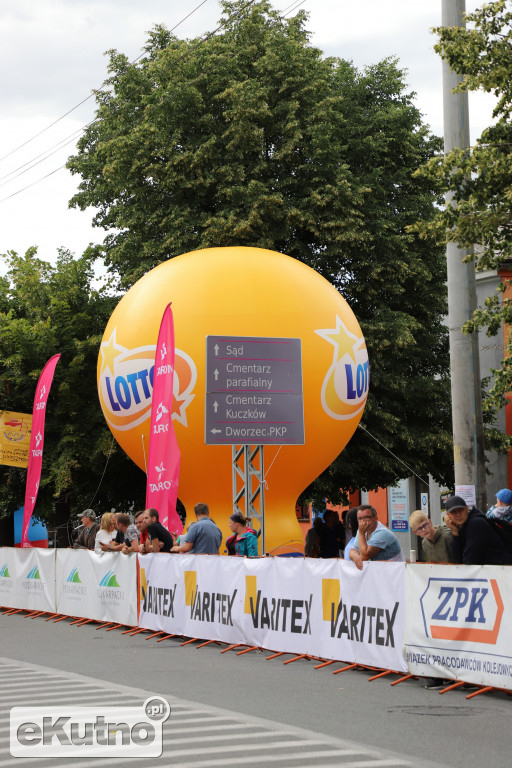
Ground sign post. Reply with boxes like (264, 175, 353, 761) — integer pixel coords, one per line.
(205, 336, 305, 552)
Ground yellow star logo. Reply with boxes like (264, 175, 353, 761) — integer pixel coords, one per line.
(99, 329, 125, 376)
(315, 316, 359, 364)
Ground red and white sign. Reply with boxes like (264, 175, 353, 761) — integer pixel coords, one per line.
(145, 304, 181, 534)
(21, 354, 60, 547)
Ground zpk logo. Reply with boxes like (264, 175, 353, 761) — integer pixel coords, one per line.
(420, 577, 504, 644)
(98, 328, 197, 431)
(315, 315, 369, 420)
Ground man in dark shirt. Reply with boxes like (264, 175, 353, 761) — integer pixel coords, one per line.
(319, 509, 345, 558)
(73, 510, 99, 550)
(142, 508, 174, 553)
(444, 495, 512, 565)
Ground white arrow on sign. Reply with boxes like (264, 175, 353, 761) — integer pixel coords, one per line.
(214, 344, 219, 356)
(214, 369, 219, 380)
(210, 428, 221, 434)
(213, 401, 218, 413)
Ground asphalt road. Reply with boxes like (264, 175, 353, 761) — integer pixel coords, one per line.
(1, 611, 511, 767)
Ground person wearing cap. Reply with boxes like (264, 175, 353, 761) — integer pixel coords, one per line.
(444, 495, 512, 565)
(486, 489, 512, 525)
(409, 510, 454, 563)
(73, 509, 99, 550)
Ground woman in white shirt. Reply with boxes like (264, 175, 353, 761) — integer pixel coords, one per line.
(94, 512, 116, 554)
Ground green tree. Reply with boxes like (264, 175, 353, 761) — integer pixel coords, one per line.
(415, 0, 512, 450)
(68, 0, 453, 502)
(0, 247, 146, 527)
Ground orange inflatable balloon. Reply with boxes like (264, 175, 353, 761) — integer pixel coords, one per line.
(97, 247, 369, 553)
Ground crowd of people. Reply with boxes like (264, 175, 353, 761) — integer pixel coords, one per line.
(73, 490, 512, 568)
(304, 504, 405, 567)
(302, 490, 512, 568)
(409, 490, 512, 566)
(72, 503, 258, 558)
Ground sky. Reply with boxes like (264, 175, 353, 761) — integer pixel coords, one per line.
(0, 0, 496, 270)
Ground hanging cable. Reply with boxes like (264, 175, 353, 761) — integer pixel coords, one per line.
(0, 0, 213, 166)
(0, 0, 303, 203)
(86, 433, 116, 508)
(357, 424, 429, 487)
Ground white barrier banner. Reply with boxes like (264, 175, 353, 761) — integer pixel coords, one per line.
(139, 555, 406, 671)
(56, 549, 137, 625)
(0, 547, 56, 612)
(139, 553, 246, 644)
(405, 564, 512, 690)
(311, 559, 406, 670)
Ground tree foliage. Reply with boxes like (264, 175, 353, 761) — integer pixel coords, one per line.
(0, 248, 146, 524)
(415, 0, 512, 442)
(68, 0, 453, 502)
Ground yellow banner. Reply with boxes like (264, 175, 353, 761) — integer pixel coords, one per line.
(0, 410, 32, 468)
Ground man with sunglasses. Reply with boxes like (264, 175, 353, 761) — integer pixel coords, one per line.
(444, 495, 512, 565)
(409, 511, 453, 563)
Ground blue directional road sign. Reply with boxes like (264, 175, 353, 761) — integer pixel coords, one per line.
(205, 336, 304, 445)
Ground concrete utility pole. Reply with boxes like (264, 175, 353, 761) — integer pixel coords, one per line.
(442, 0, 487, 510)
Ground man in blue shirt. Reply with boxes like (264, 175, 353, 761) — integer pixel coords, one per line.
(349, 505, 404, 570)
(171, 503, 222, 555)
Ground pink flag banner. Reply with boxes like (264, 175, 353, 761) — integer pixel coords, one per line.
(21, 353, 61, 547)
(145, 303, 182, 535)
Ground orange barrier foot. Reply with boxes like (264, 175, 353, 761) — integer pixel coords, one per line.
(45, 614, 62, 621)
(236, 646, 259, 655)
(181, 637, 198, 646)
(390, 674, 417, 686)
(283, 654, 310, 665)
(265, 652, 286, 660)
(53, 615, 71, 623)
(105, 624, 124, 632)
(439, 681, 465, 694)
(124, 627, 145, 635)
(466, 686, 490, 699)
(97, 622, 115, 630)
(145, 631, 165, 640)
(368, 670, 393, 681)
(315, 660, 336, 669)
(333, 663, 357, 675)
(221, 644, 243, 653)
(196, 640, 222, 649)
(157, 634, 177, 643)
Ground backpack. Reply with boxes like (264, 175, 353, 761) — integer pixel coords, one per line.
(486, 517, 512, 551)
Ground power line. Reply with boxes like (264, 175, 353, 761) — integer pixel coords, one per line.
(0, 0, 212, 166)
(0, 0, 307, 199)
(357, 424, 429, 488)
(0, 166, 65, 204)
(0, 129, 82, 189)
(0, 0, 305, 205)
